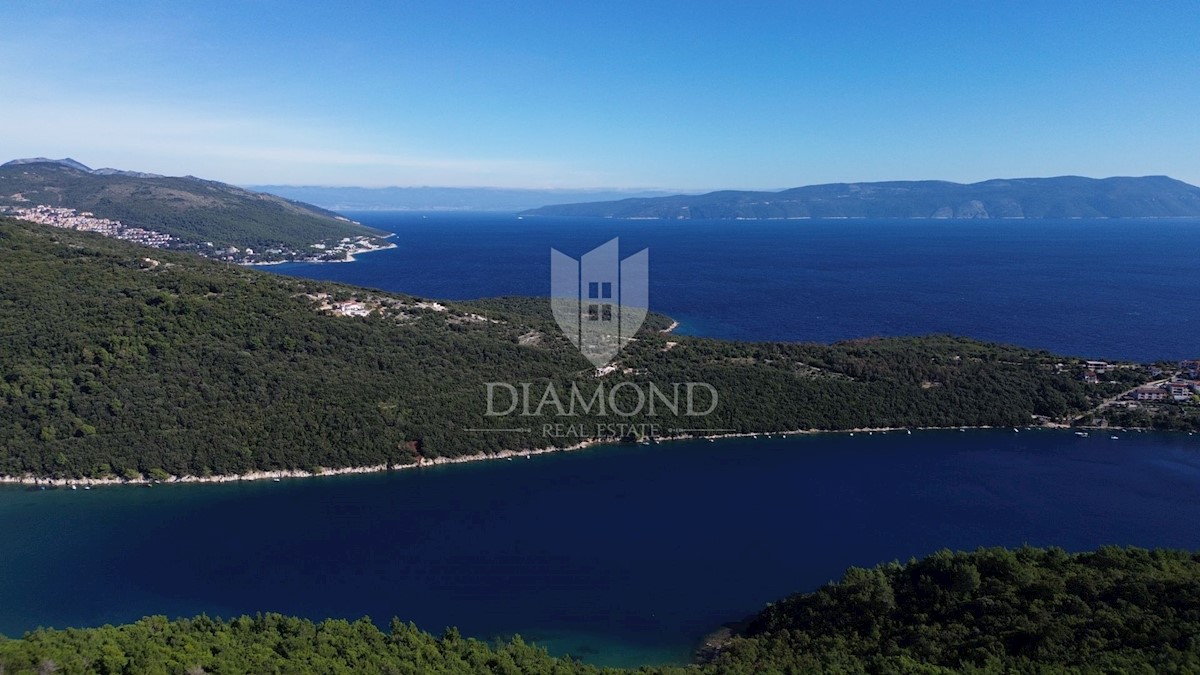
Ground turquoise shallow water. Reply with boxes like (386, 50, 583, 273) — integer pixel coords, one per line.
(4, 430, 1200, 667)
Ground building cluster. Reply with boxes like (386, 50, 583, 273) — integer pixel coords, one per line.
(1079, 361, 1110, 384)
(1131, 360, 1200, 402)
(1078, 359, 1199, 402)
(4, 205, 173, 248)
(6, 204, 394, 266)
(305, 236, 394, 261)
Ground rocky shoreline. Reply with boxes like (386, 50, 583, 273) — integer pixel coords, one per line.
(0, 424, 1080, 489)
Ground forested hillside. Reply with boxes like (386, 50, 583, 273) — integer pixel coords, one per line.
(0, 160, 383, 249)
(710, 546, 1200, 673)
(0, 217, 1144, 481)
(1, 547, 1196, 674)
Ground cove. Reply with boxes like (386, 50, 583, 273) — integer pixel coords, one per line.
(3, 429, 1200, 666)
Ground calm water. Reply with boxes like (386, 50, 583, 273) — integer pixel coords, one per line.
(4, 431, 1200, 666)
(265, 213, 1200, 362)
(7, 215, 1200, 666)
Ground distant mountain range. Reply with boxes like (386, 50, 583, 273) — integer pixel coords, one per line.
(248, 185, 679, 212)
(521, 176, 1200, 219)
(0, 158, 383, 249)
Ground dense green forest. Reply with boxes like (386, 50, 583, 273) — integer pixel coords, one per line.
(0, 161, 383, 249)
(0, 217, 1146, 480)
(709, 546, 1200, 673)
(1, 546, 1197, 674)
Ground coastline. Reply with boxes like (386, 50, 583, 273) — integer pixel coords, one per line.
(0, 423, 1132, 489)
(244, 240, 398, 267)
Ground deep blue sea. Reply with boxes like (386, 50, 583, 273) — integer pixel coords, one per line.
(5, 214, 1200, 667)
(4, 431, 1200, 666)
(265, 212, 1200, 362)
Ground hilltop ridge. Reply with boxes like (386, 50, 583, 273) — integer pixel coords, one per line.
(0, 158, 386, 259)
(522, 175, 1200, 219)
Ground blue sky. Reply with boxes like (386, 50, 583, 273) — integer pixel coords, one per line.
(1, 1, 1196, 189)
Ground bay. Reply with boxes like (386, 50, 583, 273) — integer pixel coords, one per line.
(4, 431, 1200, 667)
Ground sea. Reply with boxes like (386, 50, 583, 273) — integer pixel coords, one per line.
(3, 213, 1200, 667)
(267, 212, 1200, 362)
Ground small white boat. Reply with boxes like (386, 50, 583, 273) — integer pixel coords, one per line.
(907, 429, 912, 435)
(1111, 435, 1119, 440)
(273, 478, 281, 482)
(1074, 431, 1088, 437)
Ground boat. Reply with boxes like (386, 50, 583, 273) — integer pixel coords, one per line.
(1111, 435, 1120, 440)
(1074, 431, 1088, 437)
(907, 429, 912, 435)
(273, 478, 281, 482)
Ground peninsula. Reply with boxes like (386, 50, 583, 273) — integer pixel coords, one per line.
(0, 216, 1172, 485)
(0, 158, 391, 263)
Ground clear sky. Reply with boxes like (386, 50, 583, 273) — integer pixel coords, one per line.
(1, 1, 1196, 189)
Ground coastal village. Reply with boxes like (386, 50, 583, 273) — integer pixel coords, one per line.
(1073, 358, 1200, 430)
(4, 204, 173, 248)
(0, 204, 394, 264)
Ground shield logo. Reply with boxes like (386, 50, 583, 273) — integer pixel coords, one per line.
(550, 238, 649, 367)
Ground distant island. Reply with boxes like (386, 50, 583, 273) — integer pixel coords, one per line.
(0, 158, 391, 263)
(248, 184, 679, 212)
(521, 175, 1200, 219)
